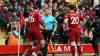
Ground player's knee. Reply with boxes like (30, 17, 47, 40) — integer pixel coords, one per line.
(69, 41, 76, 46)
(40, 40, 45, 47)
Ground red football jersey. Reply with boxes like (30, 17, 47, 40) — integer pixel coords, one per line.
(64, 12, 83, 28)
(29, 10, 45, 29)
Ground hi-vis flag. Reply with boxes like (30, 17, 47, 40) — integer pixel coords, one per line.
(75, 0, 78, 8)
(65, 0, 78, 8)
(65, 0, 76, 2)
(47, 39, 54, 53)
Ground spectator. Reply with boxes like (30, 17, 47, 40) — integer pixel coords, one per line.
(25, 0, 30, 5)
(13, 2, 18, 12)
(3, 0, 10, 7)
(58, 5, 65, 14)
(8, 4, 14, 14)
(56, 0, 61, 7)
(8, 11, 20, 31)
(52, 3, 58, 16)
(2, 7, 10, 30)
(3, 7, 10, 23)
(0, 1, 6, 30)
(89, 7, 95, 21)
(36, 0, 41, 9)
(80, 7, 86, 18)
(0, 1, 3, 24)
(41, 0, 45, 7)
(24, 5, 31, 18)
(78, 1, 83, 10)
(11, 0, 17, 3)
(5, 27, 18, 45)
(54, 11, 68, 44)
(94, 0, 100, 17)
(9, 11, 20, 22)
(21, 1, 26, 8)
(40, 4, 49, 16)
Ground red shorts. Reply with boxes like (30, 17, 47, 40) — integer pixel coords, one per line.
(28, 29, 44, 42)
(68, 28, 80, 42)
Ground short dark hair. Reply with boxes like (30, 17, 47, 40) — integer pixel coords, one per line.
(67, 4, 75, 10)
(33, 5, 39, 10)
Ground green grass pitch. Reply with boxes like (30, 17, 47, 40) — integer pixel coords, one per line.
(47, 53, 97, 56)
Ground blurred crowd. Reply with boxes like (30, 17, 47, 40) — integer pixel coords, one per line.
(0, 0, 100, 44)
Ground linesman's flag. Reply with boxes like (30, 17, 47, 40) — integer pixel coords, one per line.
(75, 0, 78, 8)
(47, 39, 54, 53)
(65, 0, 78, 8)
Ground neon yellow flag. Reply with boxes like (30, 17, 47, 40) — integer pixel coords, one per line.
(65, 0, 76, 2)
(65, 0, 78, 8)
(75, 0, 78, 8)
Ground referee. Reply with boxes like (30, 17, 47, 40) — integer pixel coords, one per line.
(41, 9, 57, 56)
(91, 16, 100, 56)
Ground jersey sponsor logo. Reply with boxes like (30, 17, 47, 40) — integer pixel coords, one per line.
(71, 17, 79, 24)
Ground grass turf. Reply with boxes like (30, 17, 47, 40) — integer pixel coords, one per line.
(47, 53, 96, 56)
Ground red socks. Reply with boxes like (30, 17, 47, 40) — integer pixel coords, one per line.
(34, 42, 43, 54)
(71, 46, 75, 56)
(28, 42, 43, 56)
(28, 45, 32, 56)
(71, 46, 82, 56)
(77, 46, 82, 56)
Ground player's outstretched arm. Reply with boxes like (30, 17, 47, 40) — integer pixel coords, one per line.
(63, 18, 70, 31)
(37, 13, 46, 30)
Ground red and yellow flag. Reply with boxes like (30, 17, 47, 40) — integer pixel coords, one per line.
(47, 39, 54, 53)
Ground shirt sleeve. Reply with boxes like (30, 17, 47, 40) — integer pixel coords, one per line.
(37, 12, 45, 28)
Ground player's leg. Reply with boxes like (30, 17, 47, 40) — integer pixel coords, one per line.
(92, 36, 99, 56)
(28, 32, 34, 56)
(27, 29, 35, 56)
(76, 42, 82, 56)
(41, 30, 53, 56)
(76, 28, 82, 56)
(69, 41, 76, 56)
(68, 29, 76, 56)
(22, 48, 28, 56)
(32, 31, 45, 56)
(32, 40, 45, 55)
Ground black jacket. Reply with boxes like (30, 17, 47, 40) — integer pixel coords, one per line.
(91, 22, 100, 36)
